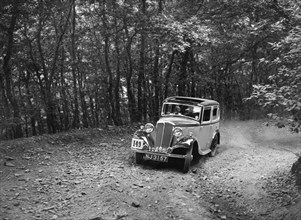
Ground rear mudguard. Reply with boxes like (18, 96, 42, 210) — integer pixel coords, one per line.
(212, 130, 220, 144)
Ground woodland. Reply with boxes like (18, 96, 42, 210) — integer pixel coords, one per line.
(1, 1, 301, 219)
(0, 0, 301, 139)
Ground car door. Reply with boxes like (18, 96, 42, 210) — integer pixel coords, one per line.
(199, 106, 212, 151)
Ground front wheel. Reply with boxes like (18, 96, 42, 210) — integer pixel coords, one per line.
(183, 148, 192, 173)
(135, 152, 144, 164)
(209, 135, 218, 157)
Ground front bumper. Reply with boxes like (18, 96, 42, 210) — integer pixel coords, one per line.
(131, 148, 189, 159)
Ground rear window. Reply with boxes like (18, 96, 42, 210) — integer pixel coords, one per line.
(212, 106, 219, 121)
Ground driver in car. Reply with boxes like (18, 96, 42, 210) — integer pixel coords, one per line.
(174, 105, 181, 114)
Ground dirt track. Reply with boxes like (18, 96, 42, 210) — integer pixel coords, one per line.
(0, 120, 300, 220)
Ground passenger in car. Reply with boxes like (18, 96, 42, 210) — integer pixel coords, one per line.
(185, 106, 194, 117)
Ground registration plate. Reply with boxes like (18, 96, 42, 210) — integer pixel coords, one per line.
(145, 154, 168, 163)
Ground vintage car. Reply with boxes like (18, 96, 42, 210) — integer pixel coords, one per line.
(131, 96, 220, 173)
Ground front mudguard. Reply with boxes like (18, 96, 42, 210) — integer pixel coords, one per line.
(177, 138, 195, 147)
(170, 137, 196, 155)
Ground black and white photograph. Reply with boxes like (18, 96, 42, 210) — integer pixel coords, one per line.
(0, 0, 300, 219)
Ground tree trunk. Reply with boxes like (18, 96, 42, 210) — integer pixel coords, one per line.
(71, 0, 79, 128)
(123, 16, 138, 122)
(60, 48, 70, 131)
(150, 0, 164, 119)
(0, 70, 9, 119)
(2, 1, 23, 138)
(89, 96, 96, 127)
(164, 50, 177, 98)
(102, 0, 118, 125)
(189, 50, 196, 97)
(24, 71, 37, 136)
(78, 65, 89, 128)
(80, 91, 89, 128)
(152, 1, 162, 120)
(137, 37, 145, 121)
(153, 39, 160, 120)
(137, 0, 147, 121)
(113, 0, 123, 125)
(45, 97, 58, 133)
(249, 46, 258, 96)
(94, 91, 100, 127)
(178, 48, 190, 96)
(36, 0, 71, 133)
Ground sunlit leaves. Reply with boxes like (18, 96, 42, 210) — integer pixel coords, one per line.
(247, 0, 301, 132)
(149, 14, 212, 53)
(250, 63, 301, 132)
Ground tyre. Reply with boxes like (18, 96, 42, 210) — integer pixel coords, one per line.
(183, 148, 192, 173)
(135, 152, 144, 164)
(209, 135, 218, 157)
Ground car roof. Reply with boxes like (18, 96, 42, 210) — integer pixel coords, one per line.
(163, 96, 219, 106)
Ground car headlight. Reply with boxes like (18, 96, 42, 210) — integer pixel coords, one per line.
(144, 123, 154, 134)
(173, 127, 183, 138)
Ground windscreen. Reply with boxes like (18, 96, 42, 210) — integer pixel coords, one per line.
(162, 103, 201, 120)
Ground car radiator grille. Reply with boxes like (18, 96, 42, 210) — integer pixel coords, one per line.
(155, 122, 174, 148)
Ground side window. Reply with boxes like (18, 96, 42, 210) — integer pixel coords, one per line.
(202, 107, 211, 122)
(212, 106, 219, 121)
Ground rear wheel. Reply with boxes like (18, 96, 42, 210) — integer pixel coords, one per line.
(183, 148, 192, 173)
(135, 153, 144, 164)
(209, 135, 218, 157)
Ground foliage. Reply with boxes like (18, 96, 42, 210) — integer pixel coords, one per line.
(1, 0, 301, 138)
(247, 2, 301, 132)
(249, 69, 301, 132)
